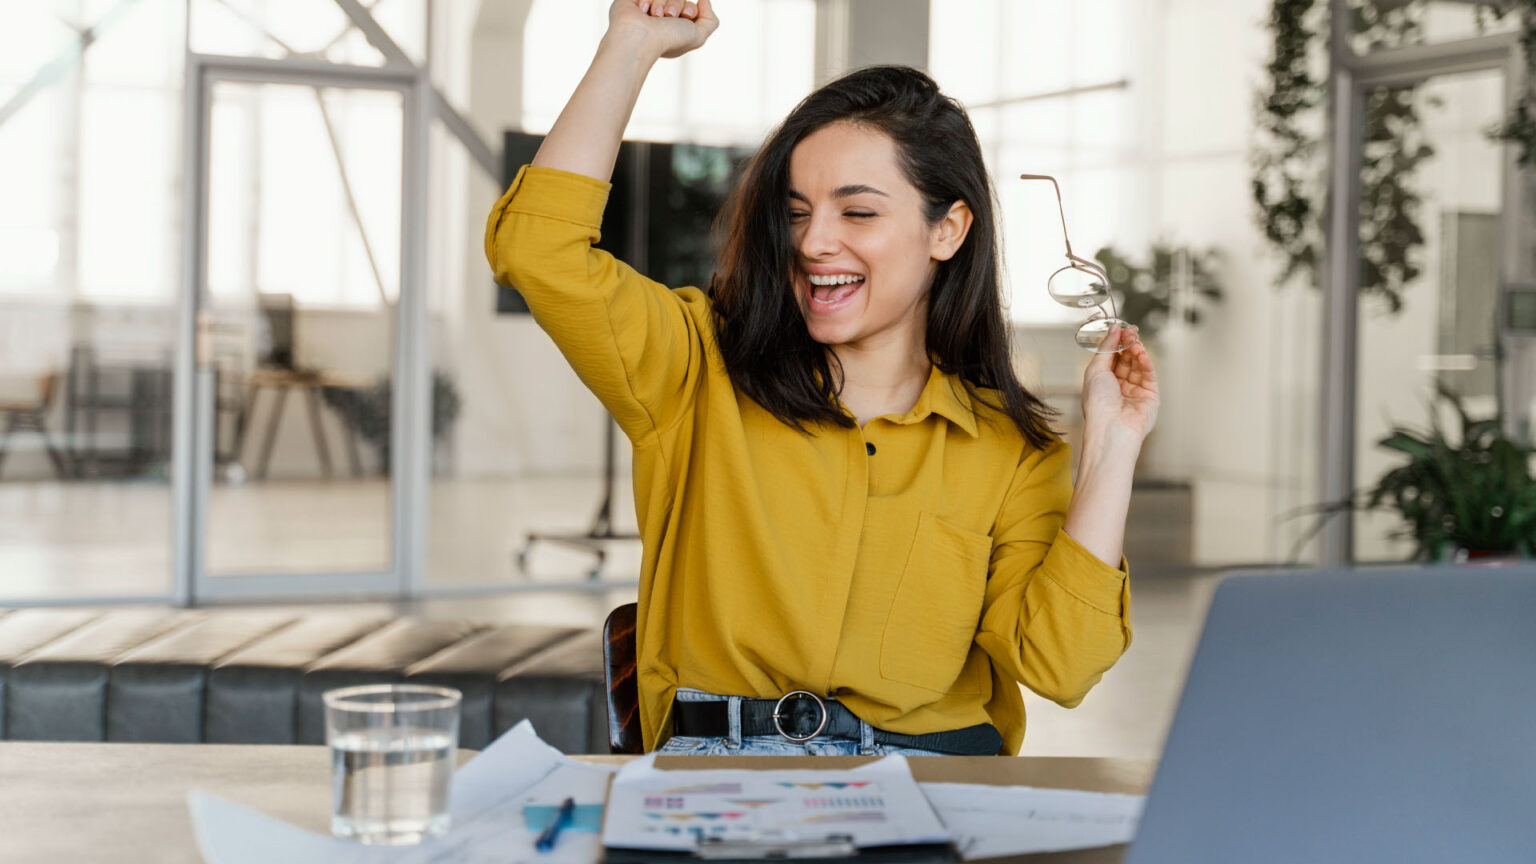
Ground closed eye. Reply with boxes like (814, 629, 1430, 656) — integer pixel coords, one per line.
(845, 211, 876, 219)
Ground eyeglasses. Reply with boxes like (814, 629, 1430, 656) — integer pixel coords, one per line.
(1019, 173, 1130, 354)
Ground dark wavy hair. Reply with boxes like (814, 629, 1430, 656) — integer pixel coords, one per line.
(708, 65, 1058, 449)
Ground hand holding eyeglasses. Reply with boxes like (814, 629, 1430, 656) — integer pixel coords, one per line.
(1018, 173, 1158, 441)
(1082, 323, 1160, 444)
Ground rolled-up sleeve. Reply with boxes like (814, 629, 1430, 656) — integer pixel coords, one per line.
(484, 164, 708, 442)
(975, 440, 1133, 708)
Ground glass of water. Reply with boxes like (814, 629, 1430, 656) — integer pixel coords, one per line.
(324, 683, 462, 845)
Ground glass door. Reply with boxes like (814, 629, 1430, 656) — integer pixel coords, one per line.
(186, 58, 418, 600)
(1349, 63, 1525, 561)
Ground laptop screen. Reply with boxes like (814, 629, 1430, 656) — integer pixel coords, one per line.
(1127, 566, 1536, 864)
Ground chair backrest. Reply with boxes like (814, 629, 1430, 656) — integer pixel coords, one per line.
(36, 372, 58, 410)
(602, 602, 643, 754)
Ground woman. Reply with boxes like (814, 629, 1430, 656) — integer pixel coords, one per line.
(485, 0, 1159, 756)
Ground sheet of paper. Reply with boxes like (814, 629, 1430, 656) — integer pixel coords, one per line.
(189, 721, 616, 864)
(918, 782, 1144, 861)
(601, 753, 950, 853)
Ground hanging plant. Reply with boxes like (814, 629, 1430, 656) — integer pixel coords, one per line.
(1488, 7, 1536, 166)
(1251, 0, 1325, 291)
(1253, 1, 1536, 311)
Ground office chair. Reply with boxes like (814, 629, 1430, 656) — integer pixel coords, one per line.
(603, 602, 643, 754)
(0, 372, 68, 480)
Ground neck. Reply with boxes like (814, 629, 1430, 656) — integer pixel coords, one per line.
(830, 332, 932, 423)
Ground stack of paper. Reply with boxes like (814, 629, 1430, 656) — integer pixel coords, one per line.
(920, 782, 1143, 860)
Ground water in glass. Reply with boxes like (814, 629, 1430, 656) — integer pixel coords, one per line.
(330, 726, 454, 844)
(325, 683, 461, 845)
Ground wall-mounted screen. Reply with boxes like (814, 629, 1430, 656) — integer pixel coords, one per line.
(496, 132, 753, 314)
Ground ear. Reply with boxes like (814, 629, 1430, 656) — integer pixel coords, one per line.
(929, 200, 973, 262)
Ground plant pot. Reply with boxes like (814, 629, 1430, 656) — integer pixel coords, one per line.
(1444, 547, 1528, 567)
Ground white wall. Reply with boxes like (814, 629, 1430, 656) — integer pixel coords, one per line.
(449, 0, 618, 479)
(1143, 0, 1322, 565)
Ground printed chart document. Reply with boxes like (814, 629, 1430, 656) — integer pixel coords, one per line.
(601, 753, 952, 859)
(919, 782, 1144, 861)
(189, 721, 615, 864)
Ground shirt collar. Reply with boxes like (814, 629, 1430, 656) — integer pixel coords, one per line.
(895, 365, 980, 438)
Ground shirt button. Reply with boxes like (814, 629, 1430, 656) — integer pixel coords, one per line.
(865, 442, 876, 456)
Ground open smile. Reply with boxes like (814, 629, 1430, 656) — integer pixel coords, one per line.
(804, 271, 865, 313)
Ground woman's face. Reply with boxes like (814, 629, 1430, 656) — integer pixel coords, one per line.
(786, 121, 965, 353)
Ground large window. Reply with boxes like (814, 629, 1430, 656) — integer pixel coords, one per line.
(0, 0, 185, 304)
(521, 0, 816, 147)
(0, 0, 426, 310)
(929, 0, 1146, 325)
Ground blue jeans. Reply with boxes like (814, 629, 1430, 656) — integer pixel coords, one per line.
(658, 688, 947, 757)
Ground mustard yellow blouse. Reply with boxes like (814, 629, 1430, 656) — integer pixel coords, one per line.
(485, 165, 1132, 755)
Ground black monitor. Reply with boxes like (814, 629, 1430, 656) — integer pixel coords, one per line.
(257, 292, 295, 369)
(495, 132, 753, 314)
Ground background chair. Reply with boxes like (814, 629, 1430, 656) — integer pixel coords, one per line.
(603, 602, 642, 754)
(0, 372, 68, 480)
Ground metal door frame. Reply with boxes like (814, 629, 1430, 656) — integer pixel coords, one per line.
(175, 53, 430, 603)
(1317, 9, 1527, 565)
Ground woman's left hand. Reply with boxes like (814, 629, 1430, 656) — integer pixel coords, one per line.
(1081, 325, 1160, 444)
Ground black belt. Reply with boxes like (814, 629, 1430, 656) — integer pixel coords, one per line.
(672, 691, 1002, 756)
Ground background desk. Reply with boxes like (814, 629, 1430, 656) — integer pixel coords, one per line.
(0, 742, 1154, 863)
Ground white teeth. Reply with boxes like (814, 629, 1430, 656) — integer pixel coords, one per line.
(807, 273, 865, 286)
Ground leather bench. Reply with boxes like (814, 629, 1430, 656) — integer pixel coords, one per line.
(0, 608, 608, 753)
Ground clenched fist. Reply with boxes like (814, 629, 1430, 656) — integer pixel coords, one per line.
(609, 0, 719, 60)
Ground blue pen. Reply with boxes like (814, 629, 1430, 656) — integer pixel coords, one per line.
(535, 796, 576, 853)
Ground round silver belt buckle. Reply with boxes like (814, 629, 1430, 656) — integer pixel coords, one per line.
(772, 690, 829, 743)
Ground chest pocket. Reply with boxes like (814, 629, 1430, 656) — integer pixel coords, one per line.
(879, 512, 992, 694)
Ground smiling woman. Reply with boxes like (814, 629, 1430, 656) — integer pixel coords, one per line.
(786, 123, 970, 422)
(485, 0, 1159, 757)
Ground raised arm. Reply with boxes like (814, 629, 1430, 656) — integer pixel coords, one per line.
(1062, 324, 1160, 565)
(485, 0, 720, 442)
(534, 0, 718, 181)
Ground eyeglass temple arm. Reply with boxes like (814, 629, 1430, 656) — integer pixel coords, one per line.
(1020, 174, 1122, 323)
(1019, 173, 1075, 260)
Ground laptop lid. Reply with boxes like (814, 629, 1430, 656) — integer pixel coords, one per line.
(1126, 566, 1536, 864)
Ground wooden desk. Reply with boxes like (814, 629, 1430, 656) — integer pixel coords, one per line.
(0, 742, 1153, 863)
(236, 368, 370, 479)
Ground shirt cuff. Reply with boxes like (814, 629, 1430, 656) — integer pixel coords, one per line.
(1041, 527, 1130, 616)
(500, 164, 612, 229)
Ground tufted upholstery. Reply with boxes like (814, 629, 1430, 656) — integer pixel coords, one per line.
(0, 608, 607, 753)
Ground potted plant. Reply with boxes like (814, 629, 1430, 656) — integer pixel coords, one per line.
(321, 371, 462, 474)
(1358, 386, 1536, 561)
(1092, 243, 1223, 342)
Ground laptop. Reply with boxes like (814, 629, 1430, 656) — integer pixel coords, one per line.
(1126, 565, 1536, 864)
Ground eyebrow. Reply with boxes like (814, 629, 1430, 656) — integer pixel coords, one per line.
(788, 184, 890, 202)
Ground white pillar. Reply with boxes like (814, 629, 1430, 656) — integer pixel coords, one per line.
(815, 0, 930, 84)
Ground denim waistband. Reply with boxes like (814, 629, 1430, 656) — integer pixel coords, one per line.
(673, 687, 881, 754)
